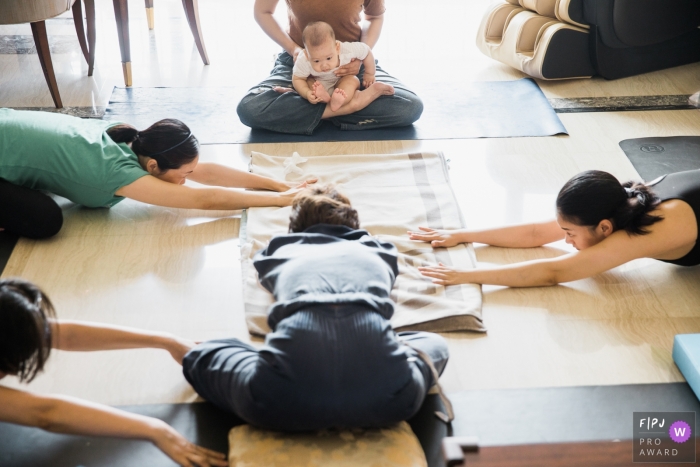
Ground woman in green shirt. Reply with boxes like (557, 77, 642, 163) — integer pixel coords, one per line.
(0, 109, 310, 239)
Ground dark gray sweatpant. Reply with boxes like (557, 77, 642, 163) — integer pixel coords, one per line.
(183, 306, 448, 431)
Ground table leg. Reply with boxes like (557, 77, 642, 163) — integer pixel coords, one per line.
(112, 0, 132, 86)
(30, 21, 62, 108)
(182, 0, 210, 65)
(145, 0, 155, 30)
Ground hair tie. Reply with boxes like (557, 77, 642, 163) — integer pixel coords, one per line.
(149, 132, 192, 156)
(133, 133, 140, 141)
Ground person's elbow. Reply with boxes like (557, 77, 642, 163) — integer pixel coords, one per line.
(31, 397, 63, 432)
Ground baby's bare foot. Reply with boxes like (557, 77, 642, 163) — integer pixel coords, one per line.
(313, 81, 331, 103)
(370, 82, 395, 96)
(330, 88, 347, 111)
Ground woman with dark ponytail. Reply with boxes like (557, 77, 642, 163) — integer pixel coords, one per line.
(0, 109, 312, 239)
(409, 169, 700, 287)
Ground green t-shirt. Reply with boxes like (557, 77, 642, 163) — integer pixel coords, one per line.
(0, 108, 148, 208)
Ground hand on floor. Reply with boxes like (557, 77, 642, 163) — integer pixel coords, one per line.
(153, 424, 228, 467)
(408, 227, 464, 248)
(418, 263, 469, 286)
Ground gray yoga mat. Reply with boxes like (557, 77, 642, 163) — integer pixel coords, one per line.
(104, 79, 567, 143)
(0, 383, 695, 467)
(619, 136, 700, 181)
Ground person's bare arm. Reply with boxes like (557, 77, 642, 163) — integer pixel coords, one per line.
(0, 387, 227, 467)
(254, 0, 302, 59)
(361, 50, 377, 87)
(409, 221, 564, 248)
(418, 223, 680, 287)
(335, 12, 384, 77)
(189, 162, 310, 191)
(51, 321, 194, 365)
(115, 176, 302, 210)
(361, 13, 384, 49)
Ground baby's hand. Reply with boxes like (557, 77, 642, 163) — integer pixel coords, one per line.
(363, 73, 376, 88)
(306, 89, 323, 104)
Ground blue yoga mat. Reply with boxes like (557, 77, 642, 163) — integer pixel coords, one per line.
(104, 79, 567, 144)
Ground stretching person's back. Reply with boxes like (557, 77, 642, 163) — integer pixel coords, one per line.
(183, 186, 448, 431)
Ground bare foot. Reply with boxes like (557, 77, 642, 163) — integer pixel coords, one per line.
(369, 82, 395, 96)
(330, 88, 348, 111)
(312, 81, 331, 103)
(273, 86, 295, 94)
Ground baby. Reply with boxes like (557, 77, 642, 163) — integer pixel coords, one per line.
(292, 21, 394, 112)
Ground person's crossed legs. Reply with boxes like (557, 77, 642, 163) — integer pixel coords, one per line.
(238, 52, 422, 135)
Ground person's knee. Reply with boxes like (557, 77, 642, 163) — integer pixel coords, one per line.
(398, 92, 424, 125)
(236, 93, 260, 128)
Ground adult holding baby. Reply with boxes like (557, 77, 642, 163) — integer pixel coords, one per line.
(237, 0, 423, 135)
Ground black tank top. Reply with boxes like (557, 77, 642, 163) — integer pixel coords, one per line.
(648, 170, 700, 266)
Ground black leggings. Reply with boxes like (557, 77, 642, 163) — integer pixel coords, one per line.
(0, 180, 63, 239)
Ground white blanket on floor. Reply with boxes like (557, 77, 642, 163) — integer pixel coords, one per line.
(241, 151, 484, 336)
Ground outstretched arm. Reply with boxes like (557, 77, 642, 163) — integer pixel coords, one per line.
(189, 162, 314, 191)
(51, 320, 194, 364)
(254, 0, 302, 58)
(115, 176, 304, 210)
(0, 387, 226, 467)
(409, 221, 564, 248)
(419, 228, 662, 287)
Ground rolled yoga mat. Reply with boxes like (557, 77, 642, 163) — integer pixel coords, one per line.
(619, 136, 700, 181)
(103, 79, 567, 143)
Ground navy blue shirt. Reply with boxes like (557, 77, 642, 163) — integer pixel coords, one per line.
(253, 224, 399, 330)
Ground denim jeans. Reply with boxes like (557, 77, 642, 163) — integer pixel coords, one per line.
(182, 307, 448, 432)
(236, 52, 424, 135)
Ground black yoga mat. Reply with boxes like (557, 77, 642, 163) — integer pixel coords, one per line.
(1, 383, 695, 467)
(448, 382, 699, 448)
(0, 402, 243, 467)
(620, 136, 700, 181)
(0, 396, 443, 467)
(104, 79, 567, 143)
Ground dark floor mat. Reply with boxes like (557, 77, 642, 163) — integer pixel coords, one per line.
(0, 231, 18, 276)
(104, 79, 567, 144)
(0, 402, 244, 467)
(1, 383, 695, 467)
(447, 383, 698, 448)
(619, 136, 700, 180)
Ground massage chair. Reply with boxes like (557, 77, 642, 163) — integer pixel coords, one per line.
(476, 0, 700, 79)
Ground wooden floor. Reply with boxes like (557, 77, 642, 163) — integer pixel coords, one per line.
(1, 0, 700, 406)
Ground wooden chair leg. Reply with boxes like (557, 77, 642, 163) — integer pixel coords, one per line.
(145, 0, 155, 30)
(72, 0, 96, 76)
(112, 0, 132, 86)
(84, 0, 96, 76)
(72, 0, 89, 63)
(181, 0, 210, 65)
(30, 21, 63, 108)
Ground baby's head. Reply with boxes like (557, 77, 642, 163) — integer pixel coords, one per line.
(302, 21, 340, 73)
